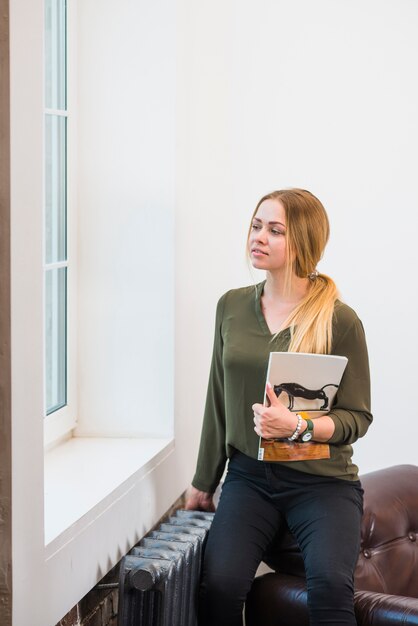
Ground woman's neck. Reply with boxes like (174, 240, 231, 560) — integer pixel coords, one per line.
(263, 271, 309, 305)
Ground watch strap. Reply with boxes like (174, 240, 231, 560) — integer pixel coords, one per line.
(304, 418, 314, 433)
(300, 418, 314, 443)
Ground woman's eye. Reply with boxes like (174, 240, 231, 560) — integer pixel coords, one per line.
(271, 229, 285, 236)
(251, 224, 260, 230)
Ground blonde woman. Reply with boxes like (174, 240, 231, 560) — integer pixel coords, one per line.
(185, 189, 372, 626)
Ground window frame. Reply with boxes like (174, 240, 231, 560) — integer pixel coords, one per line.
(43, 0, 77, 448)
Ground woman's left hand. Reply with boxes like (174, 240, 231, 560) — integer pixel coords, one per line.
(252, 382, 298, 439)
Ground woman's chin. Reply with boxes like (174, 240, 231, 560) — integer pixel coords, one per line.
(250, 258, 268, 270)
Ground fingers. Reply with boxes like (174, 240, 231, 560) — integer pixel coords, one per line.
(252, 406, 262, 425)
(253, 410, 268, 438)
(205, 500, 216, 513)
(265, 381, 278, 405)
(185, 495, 215, 512)
(254, 418, 269, 439)
(184, 486, 216, 512)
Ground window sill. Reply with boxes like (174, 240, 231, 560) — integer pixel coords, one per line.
(44, 436, 174, 555)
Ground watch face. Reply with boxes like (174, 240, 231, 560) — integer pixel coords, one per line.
(301, 431, 313, 442)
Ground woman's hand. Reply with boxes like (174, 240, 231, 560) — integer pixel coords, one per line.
(184, 485, 216, 512)
(252, 382, 299, 439)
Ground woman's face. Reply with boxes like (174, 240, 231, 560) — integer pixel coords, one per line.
(248, 198, 288, 273)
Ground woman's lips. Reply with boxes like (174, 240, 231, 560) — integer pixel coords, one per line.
(251, 249, 268, 256)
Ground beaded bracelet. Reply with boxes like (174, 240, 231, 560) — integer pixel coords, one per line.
(288, 413, 303, 441)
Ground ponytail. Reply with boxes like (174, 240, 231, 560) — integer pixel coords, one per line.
(272, 273, 339, 354)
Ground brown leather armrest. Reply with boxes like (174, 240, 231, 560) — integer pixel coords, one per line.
(246, 573, 418, 626)
(245, 573, 309, 626)
(354, 589, 418, 625)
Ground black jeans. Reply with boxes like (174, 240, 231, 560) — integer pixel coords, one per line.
(199, 451, 363, 626)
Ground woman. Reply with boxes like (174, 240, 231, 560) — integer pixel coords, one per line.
(185, 188, 372, 626)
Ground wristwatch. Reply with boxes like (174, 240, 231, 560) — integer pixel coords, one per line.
(300, 418, 314, 443)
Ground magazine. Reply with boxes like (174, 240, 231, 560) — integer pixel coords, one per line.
(257, 352, 348, 462)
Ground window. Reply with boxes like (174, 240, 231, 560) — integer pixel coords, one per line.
(44, 0, 76, 445)
(12, 0, 176, 620)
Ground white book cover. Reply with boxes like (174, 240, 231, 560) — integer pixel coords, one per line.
(258, 352, 348, 462)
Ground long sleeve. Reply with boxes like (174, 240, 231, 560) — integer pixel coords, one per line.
(191, 293, 228, 493)
(327, 310, 373, 445)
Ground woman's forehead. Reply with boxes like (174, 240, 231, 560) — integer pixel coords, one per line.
(254, 198, 286, 224)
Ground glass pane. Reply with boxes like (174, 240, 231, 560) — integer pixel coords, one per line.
(45, 114, 67, 264)
(45, 0, 67, 110)
(45, 268, 67, 414)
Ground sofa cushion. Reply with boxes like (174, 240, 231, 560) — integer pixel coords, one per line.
(262, 464, 418, 598)
(356, 464, 418, 597)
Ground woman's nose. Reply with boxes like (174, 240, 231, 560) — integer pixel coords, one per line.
(255, 228, 267, 242)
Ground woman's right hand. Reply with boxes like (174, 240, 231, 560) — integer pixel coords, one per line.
(184, 485, 216, 512)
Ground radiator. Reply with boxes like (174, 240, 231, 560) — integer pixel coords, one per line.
(118, 509, 215, 626)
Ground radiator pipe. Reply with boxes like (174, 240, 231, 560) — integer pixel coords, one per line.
(128, 563, 163, 591)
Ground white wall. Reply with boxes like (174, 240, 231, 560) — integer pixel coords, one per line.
(176, 0, 418, 476)
(75, 0, 176, 438)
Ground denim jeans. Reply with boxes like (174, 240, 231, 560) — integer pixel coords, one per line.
(198, 450, 363, 626)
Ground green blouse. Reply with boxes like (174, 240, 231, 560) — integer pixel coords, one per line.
(192, 280, 373, 493)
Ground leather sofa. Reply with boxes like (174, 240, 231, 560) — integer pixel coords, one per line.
(245, 464, 418, 625)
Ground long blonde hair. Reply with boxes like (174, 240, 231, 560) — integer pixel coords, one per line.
(247, 188, 339, 354)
